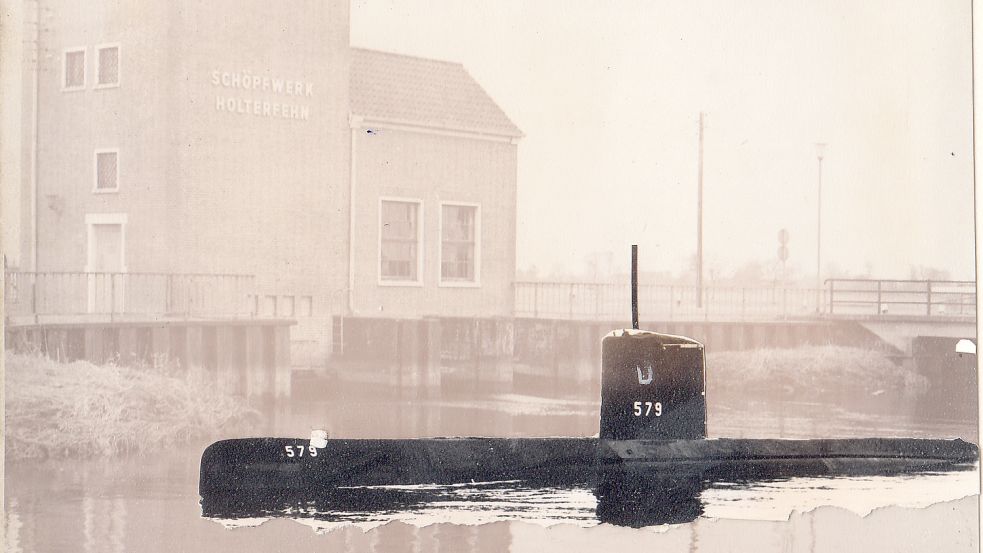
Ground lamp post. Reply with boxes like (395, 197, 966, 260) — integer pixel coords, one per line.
(696, 112, 705, 308)
(815, 143, 826, 312)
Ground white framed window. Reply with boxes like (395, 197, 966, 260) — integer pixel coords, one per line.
(63, 47, 86, 91)
(439, 202, 480, 286)
(299, 296, 313, 316)
(280, 295, 295, 317)
(95, 43, 120, 88)
(93, 149, 119, 193)
(379, 197, 424, 285)
(263, 295, 277, 316)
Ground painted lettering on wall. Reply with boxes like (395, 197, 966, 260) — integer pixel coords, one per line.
(211, 70, 312, 121)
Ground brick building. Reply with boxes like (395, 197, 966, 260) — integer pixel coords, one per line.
(4, 0, 522, 362)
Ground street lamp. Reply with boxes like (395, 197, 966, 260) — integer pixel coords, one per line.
(815, 143, 826, 312)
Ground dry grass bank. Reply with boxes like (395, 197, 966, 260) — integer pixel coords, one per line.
(5, 353, 260, 460)
(706, 346, 928, 399)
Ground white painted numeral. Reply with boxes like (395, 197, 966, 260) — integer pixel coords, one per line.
(632, 401, 662, 417)
(284, 445, 319, 458)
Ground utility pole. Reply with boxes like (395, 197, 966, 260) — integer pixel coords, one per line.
(697, 112, 705, 308)
(31, 0, 43, 274)
(815, 143, 826, 313)
(29, 0, 44, 323)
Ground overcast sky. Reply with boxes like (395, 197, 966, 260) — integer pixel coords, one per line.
(352, 0, 976, 281)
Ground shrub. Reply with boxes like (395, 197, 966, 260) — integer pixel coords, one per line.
(5, 353, 261, 460)
(706, 346, 928, 399)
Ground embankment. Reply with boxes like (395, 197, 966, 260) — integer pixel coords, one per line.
(5, 353, 260, 460)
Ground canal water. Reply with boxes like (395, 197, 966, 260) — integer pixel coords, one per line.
(4, 388, 979, 552)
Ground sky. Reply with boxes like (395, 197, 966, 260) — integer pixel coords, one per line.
(351, 0, 976, 281)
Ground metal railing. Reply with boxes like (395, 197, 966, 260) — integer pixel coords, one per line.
(4, 271, 256, 322)
(513, 281, 826, 321)
(826, 279, 976, 318)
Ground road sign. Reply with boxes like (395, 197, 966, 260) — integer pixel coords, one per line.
(777, 245, 789, 262)
(778, 228, 789, 245)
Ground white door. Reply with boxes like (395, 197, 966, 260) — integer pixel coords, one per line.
(87, 223, 125, 314)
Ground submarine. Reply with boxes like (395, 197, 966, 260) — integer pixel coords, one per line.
(200, 246, 977, 526)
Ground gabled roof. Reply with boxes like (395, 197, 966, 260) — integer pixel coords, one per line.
(350, 48, 523, 139)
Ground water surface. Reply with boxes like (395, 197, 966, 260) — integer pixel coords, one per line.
(5, 388, 979, 552)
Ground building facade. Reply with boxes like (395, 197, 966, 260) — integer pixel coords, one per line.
(5, 0, 521, 363)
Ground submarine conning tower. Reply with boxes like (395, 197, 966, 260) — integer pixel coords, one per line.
(600, 329, 707, 440)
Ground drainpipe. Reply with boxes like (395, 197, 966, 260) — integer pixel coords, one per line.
(347, 114, 361, 316)
(31, 0, 42, 322)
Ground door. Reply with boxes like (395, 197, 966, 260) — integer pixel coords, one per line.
(87, 223, 125, 314)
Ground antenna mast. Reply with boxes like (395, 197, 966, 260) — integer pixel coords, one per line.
(631, 245, 639, 329)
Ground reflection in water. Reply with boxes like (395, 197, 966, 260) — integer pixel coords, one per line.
(595, 467, 704, 527)
(82, 497, 127, 553)
(5, 498, 22, 553)
(82, 497, 126, 553)
(199, 462, 978, 530)
(203, 481, 599, 528)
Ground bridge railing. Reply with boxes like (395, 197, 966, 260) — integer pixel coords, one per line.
(4, 271, 256, 323)
(826, 278, 976, 318)
(513, 281, 825, 321)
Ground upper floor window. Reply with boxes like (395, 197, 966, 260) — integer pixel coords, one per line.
(94, 150, 119, 192)
(380, 199, 422, 284)
(63, 48, 85, 90)
(96, 45, 120, 87)
(440, 203, 479, 285)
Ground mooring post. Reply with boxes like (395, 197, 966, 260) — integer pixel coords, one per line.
(421, 317, 442, 397)
(273, 324, 292, 398)
(185, 324, 204, 382)
(110, 274, 116, 323)
(216, 326, 239, 395)
(151, 324, 170, 370)
(245, 325, 266, 398)
(31, 272, 39, 325)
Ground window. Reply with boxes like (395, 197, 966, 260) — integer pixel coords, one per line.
(280, 296, 295, 317)
(263, 295, 277, 316)
(64, 48, 85, 90)
(379, 199, 422, 284)
(96, 45, 120, 87)
(440, 203, 479, 285)
(299, 296, 313, 317)
(94, 150, 119, 192)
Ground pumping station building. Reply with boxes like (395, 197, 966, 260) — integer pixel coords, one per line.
(5, 0, 523, 373)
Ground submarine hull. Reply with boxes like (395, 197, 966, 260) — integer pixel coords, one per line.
(199, 437, 598, 493)
(200, 436, 978, 494)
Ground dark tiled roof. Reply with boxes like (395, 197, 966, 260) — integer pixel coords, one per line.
(350, 48, 522, 138)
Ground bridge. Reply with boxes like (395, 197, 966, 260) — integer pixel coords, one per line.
(514, 278, 977, 356)
(822, 279, 976, 355)
(3, 272, 976, 395)
(5, 272, 975, 357)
